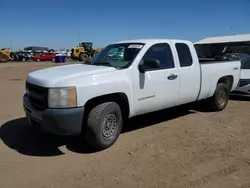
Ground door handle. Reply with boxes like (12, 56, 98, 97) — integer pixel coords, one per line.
(167, 74, 178, 80)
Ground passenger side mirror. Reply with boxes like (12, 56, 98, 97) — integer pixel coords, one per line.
(138, 58, 161, 73)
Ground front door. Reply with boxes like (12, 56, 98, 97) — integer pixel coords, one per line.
(133, 42, 180, 116)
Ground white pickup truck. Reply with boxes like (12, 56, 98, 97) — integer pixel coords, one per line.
(23, 39, 241, 149)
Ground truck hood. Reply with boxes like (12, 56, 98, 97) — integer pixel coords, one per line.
(26, 63, 116, 87)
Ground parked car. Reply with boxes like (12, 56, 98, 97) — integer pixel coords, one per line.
(231, 56, 250, 97)
(16, 52, 34, 62)
(23, 39, 241, 150)
(55, 50, 71, 58)
(64, 50, 71, 58)
(34, 52, 56, 62)
(222, 53, 249, 61)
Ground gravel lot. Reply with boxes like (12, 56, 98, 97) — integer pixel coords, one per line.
(0, 62, 250, 188)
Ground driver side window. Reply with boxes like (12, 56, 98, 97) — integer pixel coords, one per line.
(142, 43, 175, 69)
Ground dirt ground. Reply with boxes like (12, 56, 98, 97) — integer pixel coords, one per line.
(0, 62, 250, 188)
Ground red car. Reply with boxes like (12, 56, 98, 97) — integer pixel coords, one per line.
(34, 52, 56, 62)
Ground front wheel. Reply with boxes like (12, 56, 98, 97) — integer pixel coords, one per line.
(0, 54, 8, 63)
(79, 53, 89, 61)
(84, 102, 123, 150)
(207, 83, 229, 111)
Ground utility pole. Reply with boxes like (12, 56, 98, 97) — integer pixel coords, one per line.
(230, 26, 235, 35)
(78, 31, 80, 44)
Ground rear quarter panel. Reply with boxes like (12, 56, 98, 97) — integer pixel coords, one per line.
(198, 61, 241, 100)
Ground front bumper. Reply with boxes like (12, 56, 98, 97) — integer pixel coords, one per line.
(23, 94, 84, 135)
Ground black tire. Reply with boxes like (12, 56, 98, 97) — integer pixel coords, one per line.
(0, 54, 8, 63)
(207, 83, 229, 111)
(85, 102, 123, 150)
(79, 53, 89, 61)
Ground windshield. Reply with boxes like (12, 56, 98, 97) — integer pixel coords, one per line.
(79, 43, 92, 48)
(84, 43, 145, 68)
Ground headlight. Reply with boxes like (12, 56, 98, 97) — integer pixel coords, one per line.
(48, 87, 77, 108)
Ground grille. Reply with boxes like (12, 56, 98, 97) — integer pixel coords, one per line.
(26, 81, 48, 110)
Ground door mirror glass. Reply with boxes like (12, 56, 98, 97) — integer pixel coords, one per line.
(138, 58, 160, 73)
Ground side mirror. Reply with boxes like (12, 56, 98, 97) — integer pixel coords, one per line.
(138, 58, 160, 73)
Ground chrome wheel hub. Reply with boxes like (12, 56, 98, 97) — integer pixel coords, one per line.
(103, 114, 117, 138)
(218, 90, 227, 107)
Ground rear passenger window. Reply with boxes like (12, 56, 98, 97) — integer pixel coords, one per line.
(241, 57, 250, 69)
(143, 43, 175, 69)
(175, 43, 193, 67)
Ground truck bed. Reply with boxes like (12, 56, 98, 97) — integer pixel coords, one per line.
(197, 60, 241, 101)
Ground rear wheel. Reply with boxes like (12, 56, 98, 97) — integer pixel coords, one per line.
(36, 59, 40, 62)
(79, 53, 89, 61)
(84, 102, 123, 150)
(207, 83, 229, 111)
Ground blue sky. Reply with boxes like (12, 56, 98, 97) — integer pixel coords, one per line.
(1, 0, 249, 50)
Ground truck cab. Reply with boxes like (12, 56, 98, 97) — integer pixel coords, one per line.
(79, 42, 93, 51)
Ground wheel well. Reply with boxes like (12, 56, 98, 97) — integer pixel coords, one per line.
(217, 75, 234, 90)
(84, 93, 130, 119)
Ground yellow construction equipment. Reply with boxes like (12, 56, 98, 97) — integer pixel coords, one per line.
(0, 48, 13, 63)
(71, 42, 100, 61)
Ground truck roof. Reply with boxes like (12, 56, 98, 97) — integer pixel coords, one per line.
(113, 39, 192, 45)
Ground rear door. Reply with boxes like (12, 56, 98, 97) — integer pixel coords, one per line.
(172, 42, 201, 104)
